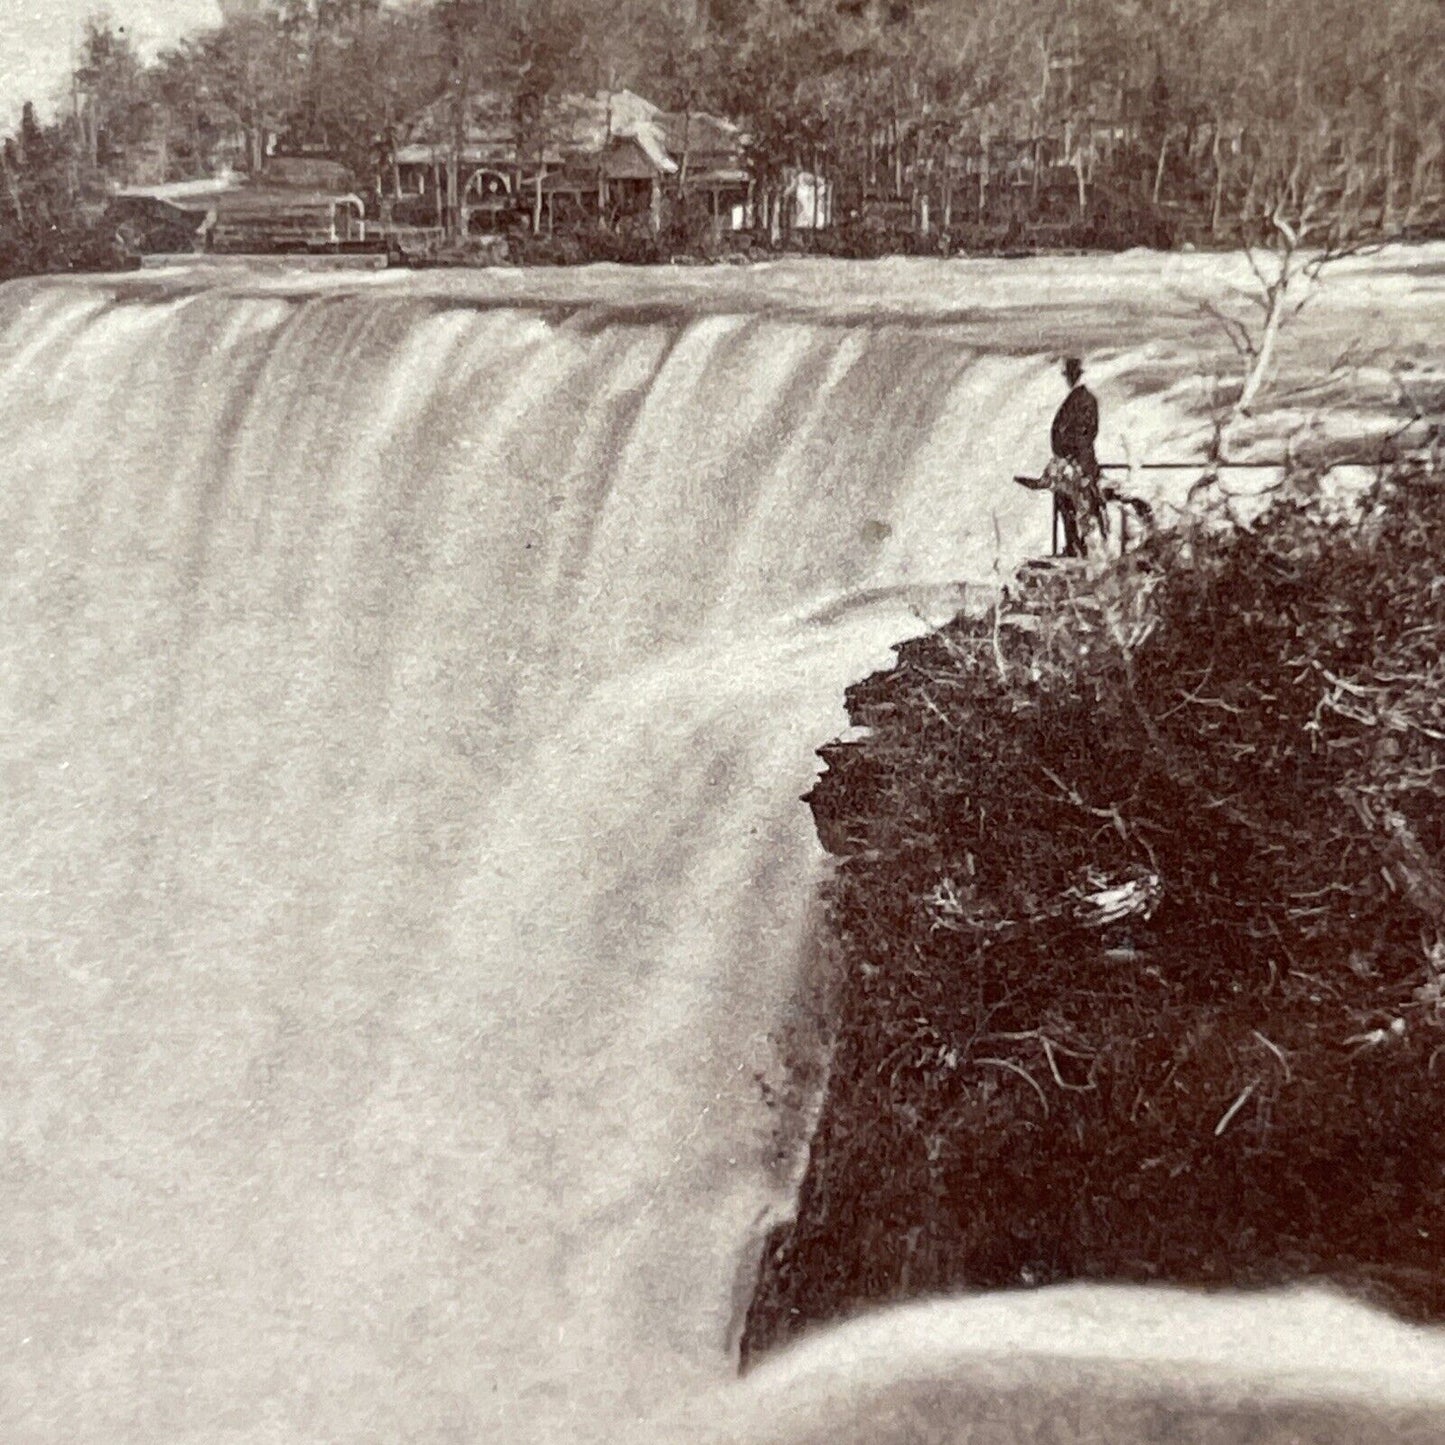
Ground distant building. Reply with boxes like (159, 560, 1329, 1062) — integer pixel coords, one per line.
(391, 88, 751, 236)
(728, 168, 833, 236)
(786, 169, 833, 231)
(656, 109, 751, 216)
(111, 156, 369, 255)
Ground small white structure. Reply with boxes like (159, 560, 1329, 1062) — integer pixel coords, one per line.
(730, 169, 834, 235)
(788, 170, 833, 230)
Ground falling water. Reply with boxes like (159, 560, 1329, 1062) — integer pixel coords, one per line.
(2, 257, 1438, 1443)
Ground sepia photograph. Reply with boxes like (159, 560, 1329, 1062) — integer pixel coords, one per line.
(2, 1, 1444, 1440)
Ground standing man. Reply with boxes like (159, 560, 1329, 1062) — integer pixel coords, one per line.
(1046, 356, 1108, 557)
(1052, 356, 1099, 478)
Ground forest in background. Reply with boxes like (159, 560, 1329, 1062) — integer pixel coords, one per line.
(3, 0, 1445, 272)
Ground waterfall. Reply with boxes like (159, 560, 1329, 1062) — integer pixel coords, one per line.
(0, 264, 1243, 1443)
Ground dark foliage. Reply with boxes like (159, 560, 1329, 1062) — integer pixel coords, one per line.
(745, 457, 1445, 1362)
(0, 104, 131, 281)
(505, 225, 664, 266)
(9, 0, 1445, 272)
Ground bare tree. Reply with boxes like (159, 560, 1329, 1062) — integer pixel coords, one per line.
(1182, 0, 1390, 451)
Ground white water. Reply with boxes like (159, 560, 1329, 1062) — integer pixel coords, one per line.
(650, 1283, 1445, 1443)
(2, 253, 1442, 1443)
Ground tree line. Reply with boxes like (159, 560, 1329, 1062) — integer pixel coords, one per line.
(3, 0, 1444, 272)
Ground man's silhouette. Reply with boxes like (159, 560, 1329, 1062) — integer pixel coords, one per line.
(1046, 357, 1108, 557)
(1052, 357, 1099, 477)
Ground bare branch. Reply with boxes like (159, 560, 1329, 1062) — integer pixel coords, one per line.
(1214, 1082, 1257, 1137)
(1199, 299, 1257, 361)
(977, 1057, 1049, 1116)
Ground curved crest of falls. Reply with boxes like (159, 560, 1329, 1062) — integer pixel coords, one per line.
(1, 255, 1442, 1443)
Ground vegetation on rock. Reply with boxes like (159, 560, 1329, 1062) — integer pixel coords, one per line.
(745, 452, 1445, 1360)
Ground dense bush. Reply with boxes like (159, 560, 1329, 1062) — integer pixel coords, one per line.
(1, 105, 132, 281)
(504, 224, 664, 267)
(745, 457, 1445, 1361)
(0, 216, 131, 281)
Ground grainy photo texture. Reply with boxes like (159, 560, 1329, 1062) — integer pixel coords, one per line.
(2, 2, 1444, 1442)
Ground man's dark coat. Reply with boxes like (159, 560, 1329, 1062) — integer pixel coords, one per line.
(1051, 384, 1100, 477)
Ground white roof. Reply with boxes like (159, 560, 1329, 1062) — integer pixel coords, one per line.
(114, 176, 237, 202)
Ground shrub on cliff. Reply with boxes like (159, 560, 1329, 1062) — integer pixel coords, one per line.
(745, 456, 1445, 1359)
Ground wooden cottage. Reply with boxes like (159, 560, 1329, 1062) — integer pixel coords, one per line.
(390, 88, 750, 238)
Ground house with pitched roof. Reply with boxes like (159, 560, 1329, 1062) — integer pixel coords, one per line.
(390, 88, 750, 236)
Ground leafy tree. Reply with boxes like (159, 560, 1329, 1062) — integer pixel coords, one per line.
(0, 102, 125, 278)
(276, 0, 437, 188)
(191, 5, 303, 173)
(73, 14, 153, 178)
(0, 0, 1441, 262)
